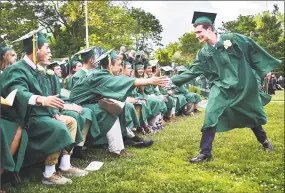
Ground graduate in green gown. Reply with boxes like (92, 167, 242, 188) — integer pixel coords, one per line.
(47, 61, 65, 88)
(170, 11, 281, 163)
(110, 57, 154, 147)
(0, 45, 17, 72)
(69, 49, 167, 156)
(158, 66, 177, 121)
(1, 29, 87, 184)
(45, 63, 100, 160)
(67, 46, 103, 91)
(165, 68, 187, 115)
(175, 66, 201, 114)
(123, 61, 156, 133)
(134, 61, 166, 130)
(64, 57, 83, 90)
(1, 45, 28, 182)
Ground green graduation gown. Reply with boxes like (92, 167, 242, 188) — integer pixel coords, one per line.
(69, 69, 136, 145)
(176, 84, 201, 103)
(1, 72, 28, 173)
(171, 33, 281, 132)
(43, 73, 101, 145)
(129, 89, 153, 125)
(0, 60, 75, 166)
(171, 85, 188, 113)
(139, 81, 168, 115)
(66, 69, 87, 90)
(1, 116, 28, 172)
(159, 87, 177, 116)
(120, 102, 141, 134)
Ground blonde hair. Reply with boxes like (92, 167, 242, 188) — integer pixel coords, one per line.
(0, 50, 16, 71)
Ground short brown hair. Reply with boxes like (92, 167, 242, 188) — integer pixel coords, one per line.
(193, 23, 214, 31)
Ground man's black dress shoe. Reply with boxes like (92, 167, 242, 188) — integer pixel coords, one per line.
(262, 140, 273, 151)
(124, 136, 154, 147)
(71, 146, 97, 161)
(190, 153, 211, 163)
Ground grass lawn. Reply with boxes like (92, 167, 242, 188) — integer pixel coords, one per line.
(1, 100, 284, 193)
(271, 90, 284, 101)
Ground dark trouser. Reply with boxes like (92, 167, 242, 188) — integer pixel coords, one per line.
(200, 125, 268, 156)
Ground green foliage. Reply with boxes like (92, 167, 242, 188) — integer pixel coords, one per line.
(0, 1, 163, 58)
(172, 51, 195, 66)
(179, 32, 202, 58)
(0, 1, 38, 54)
(2, 99, 284, 193)
(219, 4, 284, 76)
(155, 48, 171, 65)
(128, 7, 163, 53)
(219, 15, 256, 36)
(188, 85, 201, 95)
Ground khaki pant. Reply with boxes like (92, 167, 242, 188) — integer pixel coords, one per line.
(45, 115, 77, 165)
(77, 120, 91, 147)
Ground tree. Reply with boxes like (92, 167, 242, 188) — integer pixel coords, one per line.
(254, 6, 284, 76)
(0, 1, 38, 55)
(178, 32, 202, 61)
(155, 48, 171, 65)
(128, 7, 163, 53)
(218, 4, 284, 76)
(219, 15, 256, 37)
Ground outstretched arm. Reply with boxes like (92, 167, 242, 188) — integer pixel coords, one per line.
(171, 59, 204, 87)
(134, 76, 168, 87)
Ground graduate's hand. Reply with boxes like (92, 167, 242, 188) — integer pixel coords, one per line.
(64, 103, 82, 114)
(150, 76, 169, 86)
(37, 95, 64, 109)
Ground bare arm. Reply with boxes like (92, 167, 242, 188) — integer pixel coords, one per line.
(134, 76, 168, 87)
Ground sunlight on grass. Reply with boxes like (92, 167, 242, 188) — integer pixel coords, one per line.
(2, 102, 284, 193)
(271, 90, 284, 101)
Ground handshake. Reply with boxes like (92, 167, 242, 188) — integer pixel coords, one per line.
(150, 76, 173, 87)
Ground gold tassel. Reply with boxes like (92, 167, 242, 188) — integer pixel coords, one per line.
(32, 34, 37, 64)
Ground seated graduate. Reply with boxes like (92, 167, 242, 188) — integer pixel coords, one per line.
(69, 49, 167, 157)
(46, 61, 100, 161)
(159, 66, 177, 121)
(122, 61, 156, 133)
(47, 61, 66, 88)
(105, 53, 154, 147)
(64, 57, 83, 90)
(175, 66, 201, 113)
(133, 61, 166, 132)
(0, 44, 17, 73)
(1, 29, 87, 185)
(0, 45, 28, 184)
(65, 46, 102, 90)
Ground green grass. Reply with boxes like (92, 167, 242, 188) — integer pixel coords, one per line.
(271, 90, 284, 101)
(2, 102, 284, 193)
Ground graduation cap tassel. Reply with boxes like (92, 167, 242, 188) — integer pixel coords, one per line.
(32, 34, 37, 64)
